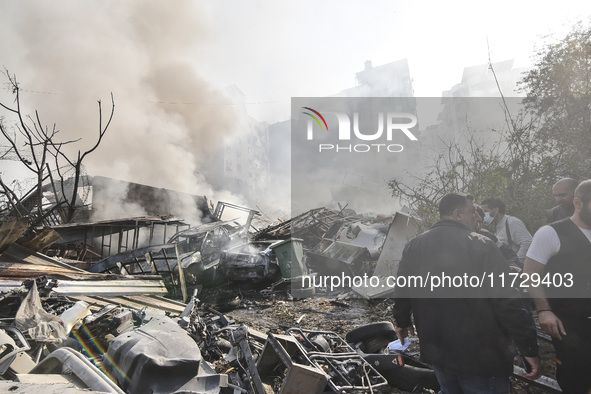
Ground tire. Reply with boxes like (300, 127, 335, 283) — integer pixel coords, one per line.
(346, 321, 396, 344)
(361, 336, 392, 353)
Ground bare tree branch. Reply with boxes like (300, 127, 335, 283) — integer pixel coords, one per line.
(1, 68, 115, 225)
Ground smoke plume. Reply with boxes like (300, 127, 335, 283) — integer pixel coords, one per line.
(1, 0, 246, 224)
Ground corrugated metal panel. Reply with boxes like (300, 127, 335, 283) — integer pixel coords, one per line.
(69, 295, 186, 315)
(0, 280, 23, 292)
(50, 279, 168, 296)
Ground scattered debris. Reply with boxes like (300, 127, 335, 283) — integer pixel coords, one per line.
(0, 199, 562, 393)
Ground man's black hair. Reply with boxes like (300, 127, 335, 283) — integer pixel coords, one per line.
(439, 192, 473, 218)
(476, 206, 485, 219)
(481, 197, 506, 214)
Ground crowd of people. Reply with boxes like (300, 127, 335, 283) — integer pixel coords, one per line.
(393, 178, 591, 394)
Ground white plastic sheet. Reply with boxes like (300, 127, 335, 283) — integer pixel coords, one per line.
(15, 282, 67, 343)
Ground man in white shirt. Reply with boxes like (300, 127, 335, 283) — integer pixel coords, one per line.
(524, 180, 591, 394)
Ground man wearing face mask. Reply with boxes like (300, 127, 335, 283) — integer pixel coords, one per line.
(480, 198, 532, 265)
(524, 180, 591, 393)
(476, 206, 522, 272)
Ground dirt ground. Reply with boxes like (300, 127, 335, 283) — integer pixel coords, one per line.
(198, 288, 558, 394)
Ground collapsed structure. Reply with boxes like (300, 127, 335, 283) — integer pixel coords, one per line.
(0, 176, 561, 393)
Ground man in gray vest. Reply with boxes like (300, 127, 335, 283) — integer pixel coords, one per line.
(524, 179, 591, 393)
(547, 178, 579, 223)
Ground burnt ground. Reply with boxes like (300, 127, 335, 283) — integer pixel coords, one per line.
(198, 288, 558, 394)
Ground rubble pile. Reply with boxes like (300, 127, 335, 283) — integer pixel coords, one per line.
(0, 279, 442, 393)
(0, 203, 561, 393)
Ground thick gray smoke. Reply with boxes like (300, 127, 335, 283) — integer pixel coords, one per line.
(0, 1, 246, 224)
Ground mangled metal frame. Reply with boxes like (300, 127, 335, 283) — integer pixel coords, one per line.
(263, 327, 388, 393)
(48, 216, 190, 263)
(87, 243, 188, 302)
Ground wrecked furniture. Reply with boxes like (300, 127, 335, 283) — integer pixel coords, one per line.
(306, 239, 372, 279)
(256, 327, 387, 393)
(212, 201, 261, 235)
(257, 332, 328, 394)
(285, 328, 387, 392)
(290, 208, 394, 282)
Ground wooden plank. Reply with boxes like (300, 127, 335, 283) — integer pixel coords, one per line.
(0, 218, 30, 252)
(175, 244, 188, 303)
(145, 252, 158, 274)
(21, 228, 61, 252)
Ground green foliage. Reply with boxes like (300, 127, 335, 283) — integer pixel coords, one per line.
(388, 123, 554, 233)
(389, 20, 591, 233)
(520, 20, 591, 179)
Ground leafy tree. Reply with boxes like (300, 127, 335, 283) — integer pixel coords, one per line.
(388, 115, 554, 233)
(519, 20, 591, 180)
(389, 20, 591, 233)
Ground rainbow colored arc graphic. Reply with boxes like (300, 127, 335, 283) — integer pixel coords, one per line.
(72, 325, 132, 385)
(302, 107, 328, 131)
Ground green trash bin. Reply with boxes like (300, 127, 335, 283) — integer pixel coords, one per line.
(270, 238, 306, 278)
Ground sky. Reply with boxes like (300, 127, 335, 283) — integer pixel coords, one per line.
(197, 0, 591, 122)
(1, 1, 590, 122)
(0, 0, 590, 217)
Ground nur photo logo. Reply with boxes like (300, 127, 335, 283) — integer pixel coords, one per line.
(301, 105, 418, 153)
(302, 107, 328, 132)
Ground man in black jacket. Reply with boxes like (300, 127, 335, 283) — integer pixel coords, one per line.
(393, 193, 540, 393)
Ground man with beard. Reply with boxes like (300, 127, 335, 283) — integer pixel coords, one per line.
(547, 178, 579, 223)
(524, 179, 591, 393)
